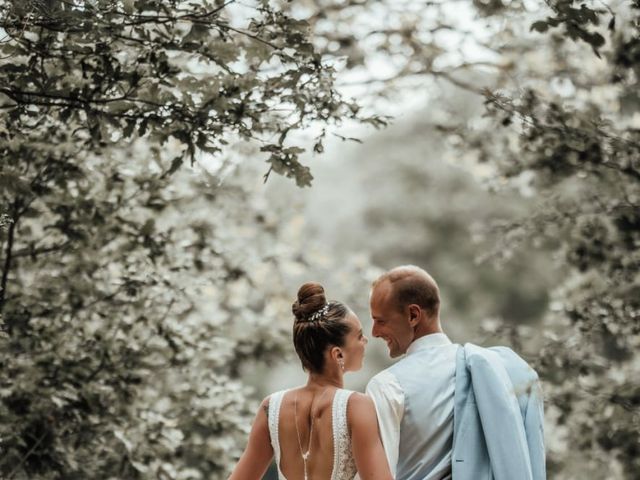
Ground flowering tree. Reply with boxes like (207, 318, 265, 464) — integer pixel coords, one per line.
(0, 1, 379, 478)
(296, 0, 639, 477)
(476, 3, 640, 476)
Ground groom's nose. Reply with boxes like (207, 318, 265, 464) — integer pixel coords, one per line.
(371, 323, 380, 338)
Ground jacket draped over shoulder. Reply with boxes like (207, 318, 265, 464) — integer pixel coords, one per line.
(452, 344, 545, 480)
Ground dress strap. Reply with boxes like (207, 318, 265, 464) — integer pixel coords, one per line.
(268, 390, 288, 478)
(332, 389, 356, 480)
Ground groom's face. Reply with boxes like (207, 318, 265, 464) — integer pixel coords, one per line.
(370, 282, 414, 358)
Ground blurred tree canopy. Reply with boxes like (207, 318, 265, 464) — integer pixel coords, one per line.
(292, 0, 639, 477)
(479, 5, 640, 475)
(0, 0, 379, 478)
(1, 0, 639, 479)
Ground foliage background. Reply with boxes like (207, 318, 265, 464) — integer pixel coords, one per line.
(0, 0, 638, 479)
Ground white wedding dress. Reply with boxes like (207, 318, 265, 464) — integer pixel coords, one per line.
(267, 389, 359, 480)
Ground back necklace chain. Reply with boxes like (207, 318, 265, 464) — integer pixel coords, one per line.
(294, 387, 331, 480)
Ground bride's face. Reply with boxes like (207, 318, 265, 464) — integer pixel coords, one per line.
(341, 312, 368, 372)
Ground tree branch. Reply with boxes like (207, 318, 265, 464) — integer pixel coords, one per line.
(11, 240, 71, 260)
(6, 430, 48, 480)
(601, 161, 640, 182)
(0, 201, 19, 313)
(338, 66, 487, 95)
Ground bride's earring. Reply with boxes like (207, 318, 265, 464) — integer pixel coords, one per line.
(338, 358, 345, 371)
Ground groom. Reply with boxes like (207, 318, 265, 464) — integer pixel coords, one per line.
(366, 265, 545, 480)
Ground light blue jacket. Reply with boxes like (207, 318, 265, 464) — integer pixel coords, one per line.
(452, 344, 545, 480)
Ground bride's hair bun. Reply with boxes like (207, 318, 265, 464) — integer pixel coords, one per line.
(291, 282, 350, 373)
(292, 282, 327, 322)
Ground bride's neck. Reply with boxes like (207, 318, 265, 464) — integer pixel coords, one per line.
(306, 370, 343, 389)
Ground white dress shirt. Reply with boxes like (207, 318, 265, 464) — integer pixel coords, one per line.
(366, 333, 458, 480)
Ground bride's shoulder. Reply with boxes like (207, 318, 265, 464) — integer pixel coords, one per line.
(267, 388, 290, 397)
(345, 390, 373, 402)
(256, 389, 291, 421)
(263, 388, 290, 405)
(345, 391, 376, 414)
(345, 392, 378, 430)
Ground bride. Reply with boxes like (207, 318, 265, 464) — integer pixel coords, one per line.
(229, 282, 393, 480)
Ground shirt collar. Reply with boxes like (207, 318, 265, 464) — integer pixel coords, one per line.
(406, 333, 452, 356)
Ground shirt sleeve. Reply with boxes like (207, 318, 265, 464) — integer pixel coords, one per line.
(524, 374, 546, 480)
(365, 370, 404, 477)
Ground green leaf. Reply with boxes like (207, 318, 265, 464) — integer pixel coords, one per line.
(123, 119, 137, 139)
(530, 21, 550, 33)
(164, 156, 184, 178)
(140, 219, 155, 236)
(123, 0, 135, 14)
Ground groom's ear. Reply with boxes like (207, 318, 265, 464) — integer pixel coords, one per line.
(407, 304, 421, 326)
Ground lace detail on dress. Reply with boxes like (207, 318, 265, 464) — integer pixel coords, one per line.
(332, 389, 358, 480)
(266, 388, 358, 480)
(267, 390, 287, 479)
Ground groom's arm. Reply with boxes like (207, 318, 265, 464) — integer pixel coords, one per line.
(366, 371, 404, 478)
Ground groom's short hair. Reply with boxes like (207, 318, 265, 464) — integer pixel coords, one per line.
(373, 265, 440, 318)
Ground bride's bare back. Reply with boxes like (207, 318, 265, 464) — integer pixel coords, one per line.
(277, 387, 338, 479)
